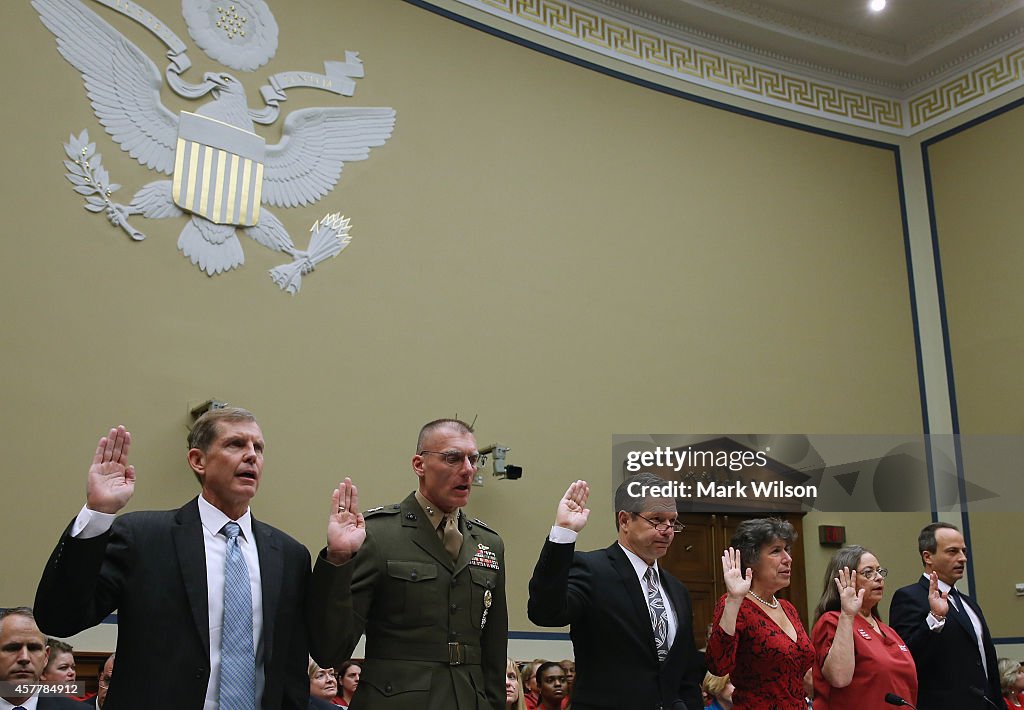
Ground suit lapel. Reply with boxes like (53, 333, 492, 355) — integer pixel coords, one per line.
(172, 498, 211, 655)
(254, 517, 282, 662)
(606, 544, 658, 661)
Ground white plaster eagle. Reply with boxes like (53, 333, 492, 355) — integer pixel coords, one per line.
(34, 0, 395, 276)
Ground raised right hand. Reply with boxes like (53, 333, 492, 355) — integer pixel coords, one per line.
(554, 480, 591, 532)
(927, 571, 949, 618)
(722, 547, 752, 599)
(325, 478, 366, 565)
(833, 566, 864, 617)
(86, 426, 136, 514)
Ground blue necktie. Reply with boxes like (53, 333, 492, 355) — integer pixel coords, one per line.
(220, 522, 256, 710)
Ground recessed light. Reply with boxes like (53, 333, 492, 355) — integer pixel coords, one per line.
(869, 0, 886, 11)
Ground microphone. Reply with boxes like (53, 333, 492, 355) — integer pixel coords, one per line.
(969, 686, 1001, 709)
(884, 693, 918, 709)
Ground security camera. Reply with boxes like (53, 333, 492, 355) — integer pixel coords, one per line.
(475, 444, 524, 482)
(189, 398, 228, 422)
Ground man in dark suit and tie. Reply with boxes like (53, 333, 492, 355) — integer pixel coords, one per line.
(527, 473, 704, 710)
(889, 522, 1001, 710)
(0, 607, 83, 709)
(34, 408, 311, 710)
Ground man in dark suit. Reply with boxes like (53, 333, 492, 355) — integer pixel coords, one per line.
(527, 474, 704, 710)
(34, 408, 311, 710)
(0, 607, 83, 708)
(889, 522, 1001, 710)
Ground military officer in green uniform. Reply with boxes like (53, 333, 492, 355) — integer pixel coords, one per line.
(309, 418, 507, 710)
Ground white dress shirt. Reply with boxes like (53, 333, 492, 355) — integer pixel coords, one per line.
(0, 693, 40, 709)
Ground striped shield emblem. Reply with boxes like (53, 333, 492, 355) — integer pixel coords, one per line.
(172, 112, 265, 226)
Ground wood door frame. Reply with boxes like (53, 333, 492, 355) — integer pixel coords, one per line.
(660, 512, 807, 648)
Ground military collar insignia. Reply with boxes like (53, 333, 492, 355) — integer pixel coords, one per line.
(364, 505, 399, 518)
(468, 517, 497, 533)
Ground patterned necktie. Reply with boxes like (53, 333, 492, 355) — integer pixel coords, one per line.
(220, 522, 256, 710)
(439, 514, 463, 561)
(644, 566, 669, 662)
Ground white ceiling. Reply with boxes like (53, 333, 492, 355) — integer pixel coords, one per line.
(592, 0, 1024, 90)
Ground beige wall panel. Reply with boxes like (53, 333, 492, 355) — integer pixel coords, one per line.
(2, 0, 921, 637)
(928, 104, 1024, 435)
(927, 103, 1024, 639)
(966, 514, 1024, 640)
(802, 512, 929, 624)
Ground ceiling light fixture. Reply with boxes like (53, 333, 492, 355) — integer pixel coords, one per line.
(869, 0, 886, 11)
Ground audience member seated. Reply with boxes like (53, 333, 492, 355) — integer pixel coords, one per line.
(522, 659, 544, 710)
(89, 654, 115, 708)
(308, 657, 338, 710)
(702, 672, 735, 710)
(506, 657, 527, 710)
(40, 639, 76, 683)
(0, 606, 84, 708)
(811, 545, 916, 710)
(535, 662, 568, 710)
(331, 660, 360, 707)
(558, 659, 575, 707)
(999, 658, 1024, 709)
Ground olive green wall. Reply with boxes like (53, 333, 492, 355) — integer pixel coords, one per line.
(4, 0, 1012, 656)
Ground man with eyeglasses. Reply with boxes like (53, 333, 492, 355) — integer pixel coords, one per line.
(94, 654, 114, 708)
(528, 472, 704, 710)
(308, 418, 507, 710)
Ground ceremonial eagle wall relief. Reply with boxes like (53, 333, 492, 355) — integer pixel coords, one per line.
(35, 0, 396, 294)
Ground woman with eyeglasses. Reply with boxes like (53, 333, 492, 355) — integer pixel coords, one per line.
(707, 517, 814, 709)
(308, 657, 340, 709)
(810, 545, 916, 710)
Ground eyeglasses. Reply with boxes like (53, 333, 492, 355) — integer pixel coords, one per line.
(419, 450, 484, 469)
(859, 567, 888, 580)
(635, 514, 685, 534)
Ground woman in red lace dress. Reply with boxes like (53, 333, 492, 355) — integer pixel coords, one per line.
(707, 518, 815, 710)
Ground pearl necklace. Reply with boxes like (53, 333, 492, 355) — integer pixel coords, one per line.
(748, 590, 779, 608)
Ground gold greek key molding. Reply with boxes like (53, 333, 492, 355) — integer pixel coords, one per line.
(454, 0, 1023, 134)
(910, 46, 1024, 128)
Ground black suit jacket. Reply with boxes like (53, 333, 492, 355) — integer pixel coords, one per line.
(528, 540, 703, 710)
(889, 576, 1001, 710)
(35, 498, 311, 710)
